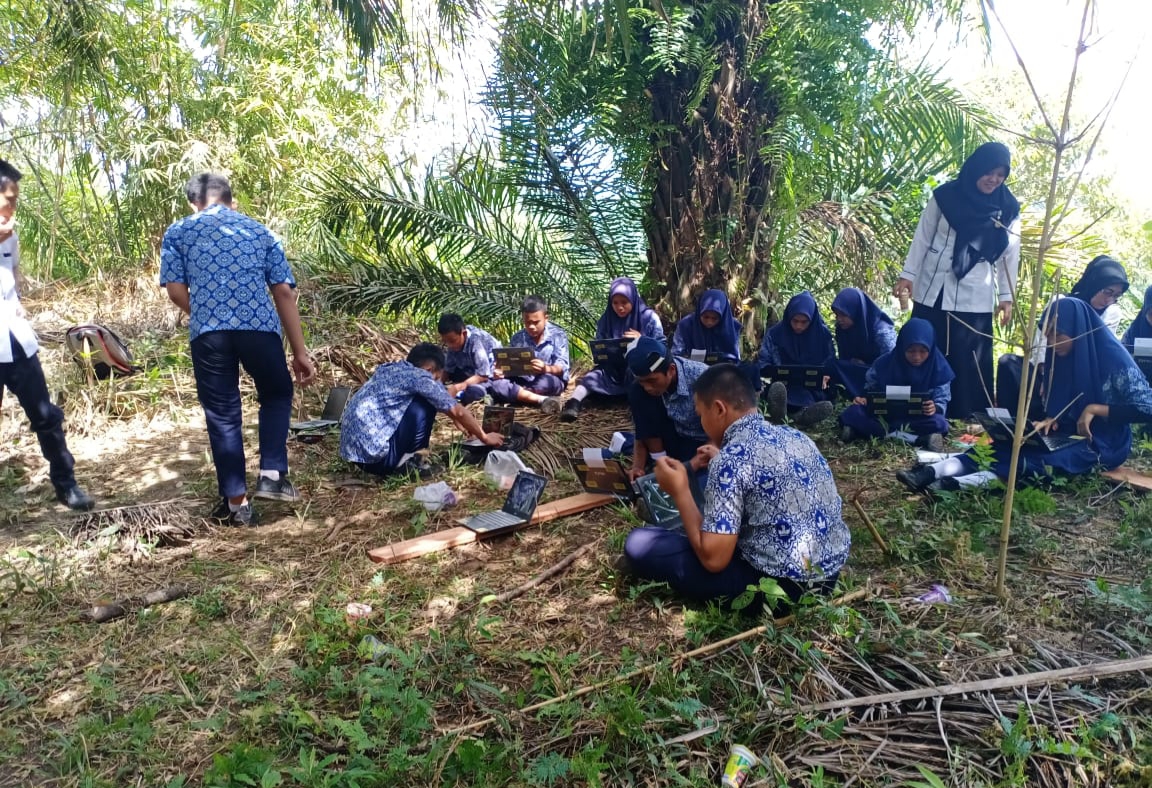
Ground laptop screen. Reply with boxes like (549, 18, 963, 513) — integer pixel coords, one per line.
(502, 472, 548, 519)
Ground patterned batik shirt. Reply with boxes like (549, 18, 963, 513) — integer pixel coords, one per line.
(703, 412, 850, 581)
(663, 357, 710, 442)
(339, 362, 457, 464)
(160, 205, 295, 340)
(509, 322, 571, 382)
(445, 325, 499, 378)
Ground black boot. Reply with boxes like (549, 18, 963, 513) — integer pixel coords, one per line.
(895, 464, 936, 493)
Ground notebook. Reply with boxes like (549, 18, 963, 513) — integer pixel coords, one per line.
(865, 387, 930, 421)
(569, 450, 634, 499)
(762, 365, 824, 389)
(1133, 338, 1152, 380)
(493, 347, 537, 376)
(462, 405, 516, 447)
(590, 338, 632, 370)
(290, 386, 351, 433)
(460, 471, 549, 535)
(975, 408, 1083, 453)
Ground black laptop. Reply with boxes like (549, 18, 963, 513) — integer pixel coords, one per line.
(569, 453, 634, 499)
(762, 365, 824, 389)
(590, 338, 632, 371)
(686, 348, 724, 364)
(493, 347, 537, 376)
(975, 408, 1083, 453)
(290, 386, 351, 433)
(460, 471, 549, 535)
(865, 387, 930, 421)
(462, 405, 516, 447)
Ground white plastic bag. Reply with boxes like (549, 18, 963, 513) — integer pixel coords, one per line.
(413, 481, 457, 512)
(484, 451, 531, 490)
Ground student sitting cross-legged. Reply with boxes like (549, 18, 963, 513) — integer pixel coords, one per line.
(670, 289, 742, 364)
(897, 298, 1152, 493)
(562, 277, 664, 422)
(625, 337, 712, 480)
(839, 318, 953, 452)
(756, 291, 837, 427)
(340, 343, 504, 478)
(437, 313, 500, 405)
(488, 295, 569, 415)
(620, 364, 851, 612)
(826, 287, 897, 400)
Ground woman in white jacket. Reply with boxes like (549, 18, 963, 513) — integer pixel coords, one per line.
(893, 142, 1022, 419)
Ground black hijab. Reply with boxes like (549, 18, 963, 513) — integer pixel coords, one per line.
(1069, 255, 1128, 311)
(933, 142, 1021, 280)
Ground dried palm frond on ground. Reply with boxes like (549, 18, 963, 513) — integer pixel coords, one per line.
(519, 404, 632, 476)
(70, 499, 201, 550)
(311, 324, 423, 385)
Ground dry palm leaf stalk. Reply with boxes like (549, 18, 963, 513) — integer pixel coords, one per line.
(70, 499, 200, 550)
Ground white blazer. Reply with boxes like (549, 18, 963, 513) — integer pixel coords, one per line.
(0, 233, 39, 363)
(899, 196, 1021, 315)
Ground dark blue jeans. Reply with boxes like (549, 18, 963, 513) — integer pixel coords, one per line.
(446, 370, 488, 405)
(357, 398, 437, 476)
(190, 330, 293, 498)
(0, 337, 76, 490)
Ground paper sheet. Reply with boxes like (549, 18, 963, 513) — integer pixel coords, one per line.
(581, 447, 606, 468)
(885, 385, 912, 400)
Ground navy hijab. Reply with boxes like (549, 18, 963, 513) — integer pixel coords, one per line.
(870, 318, 955, 390)
(1069, 255, 1128, 312)
(685, 289, 740, 353)
(1122, 284, 1152, 352)
(831, 287, 894, 362)
(596, 277, 654, 339)
(933, 142, 1021, 280)
(767, 291, 833, 364)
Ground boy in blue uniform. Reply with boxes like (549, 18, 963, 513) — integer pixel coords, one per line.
(437, 313, 499, 405)
(340, 343, 504, 476)
(489, 295, 568, 414)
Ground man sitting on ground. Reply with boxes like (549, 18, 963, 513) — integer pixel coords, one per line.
(340, 343, 504, 477)
(489, 295, 569, 414)
(437, 313, 499, 405)
(620, 364, 850, 611)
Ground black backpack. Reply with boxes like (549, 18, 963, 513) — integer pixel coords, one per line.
(65, 324, 137, 379)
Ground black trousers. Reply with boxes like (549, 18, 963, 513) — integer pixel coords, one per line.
(912, 301, 993, 420)
(0, 335, 76, 490)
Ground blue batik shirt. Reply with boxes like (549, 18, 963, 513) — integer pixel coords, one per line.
(159, 205, 295, 340)
(663, 357, 710, 443)
(446, 325, 499, 379)
(704, 413, 850, 581)
(509, 322, 571, 382)
(340, 362, 458, 464)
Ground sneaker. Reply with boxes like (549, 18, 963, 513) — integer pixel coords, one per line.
(794, 401, 834, 427)
(839, 424, 860, 443)
(915, 433, 946, 453)
(766, 382, 787, 422)
(253, 475, 301, 502)
(612, 553, 633, 576)
(55, 485, 95, 512)
(560, 398, 581, 422)
(896, 464, 936, 493)
(540, 396, 563, 416)
(209, 497, 260, 527)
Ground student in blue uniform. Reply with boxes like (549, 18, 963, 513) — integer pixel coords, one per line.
(826, 287, 897, 399)
(670, 289, 741, 364)
(437, 313, 500, 405)
(756, 291, 836, 426)
(838, 318, 953, 452)
(340, 343, 504, 477)
(562, 277, 664, 422)
(619, 363, 850, 613)
(1122, 285, 1152, 354)
(897, 298, 1152, 492)
(488, 295, 570, 414)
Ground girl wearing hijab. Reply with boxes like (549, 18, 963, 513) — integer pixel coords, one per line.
(671, 289, 741, 364)
(893, 142, 1022, 420)
(827, 287, 898, 399)
(561, 277, 664, 422)
(756, 291, 837, 426)
(1122, 285, 1152, 355)
(997, 254, 1130, 417)
(838, 318, 953, 452)
(897, 298, 1152, 493)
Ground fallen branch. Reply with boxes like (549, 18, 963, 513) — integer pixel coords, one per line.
(484, 542, 596, 606)
(79, 586, 191, 623)
(850, 493, 890, 555)
(440, 587, 869, 735)
(798, 654, 1152, 713)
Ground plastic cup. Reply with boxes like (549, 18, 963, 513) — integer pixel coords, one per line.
(721, 744, 759, 788)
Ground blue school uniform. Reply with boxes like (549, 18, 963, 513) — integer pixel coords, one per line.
(489, 322, 570, 402)
(671, 289, 741, 363)
(444, 325, 499, 404)
(756, 291, 836, 408)
(580, 278, 665, 397)
(827, 287, 897, 399)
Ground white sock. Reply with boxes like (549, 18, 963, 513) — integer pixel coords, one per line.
(571, 386, 589, 402)
(887, 430, 917, 444)
(650, 451, 668, 461)
(228, 497, 249, 512)
(931, 457, 967, 479)
(397, 452, 416, 467)
(259, 469, 280, 481)
(955, 471, 998, 489)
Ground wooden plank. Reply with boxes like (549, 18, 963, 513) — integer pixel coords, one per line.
(367, 492, 615, 565)
(1102, 466, 1152, 492)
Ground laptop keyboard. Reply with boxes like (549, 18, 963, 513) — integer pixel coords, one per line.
(1035, 432, 1079, 452)
(467, 511, 522, 532)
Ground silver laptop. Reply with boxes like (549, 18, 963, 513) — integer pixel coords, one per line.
(462, 471, 548, 535)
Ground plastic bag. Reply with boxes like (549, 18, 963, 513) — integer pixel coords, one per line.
(413, 481, 458, 512)
(484, 451, 531, 489)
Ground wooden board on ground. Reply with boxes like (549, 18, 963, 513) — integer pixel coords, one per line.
(1102, 466, 1152, 492)
(367, 492, 616, 565)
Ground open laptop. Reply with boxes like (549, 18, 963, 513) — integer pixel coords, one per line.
(590, 338, 631, 371)
(687, 349, 723, 364)
(865, 386, 930, 421)
(493, 347, 537, 376)
(568, 451, 634, 499)
(1133, 338, 1152, 380)
(460, 470, 549, 535)
(975, 408, 1083, 453)
(462, 405, 516, 447)
(762, 365, 824, 389)
(290, 386, 351, 433)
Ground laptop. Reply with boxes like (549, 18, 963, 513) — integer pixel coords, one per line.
(590, 338, 632, 371)
(290, 386, 351, 433)
(462, 405, 516, 447)
(687, 348, 722, 364)
(1133, 338, 1152, 380)
(460, 470, 549, 535)
(568, 451, 634, 499)
(762, 365, 824, 389)
(493, 347, 537, 376)
(865, 387, 930, 421)
(975, 408, 1083, 453)
(631, 471, 706, 529)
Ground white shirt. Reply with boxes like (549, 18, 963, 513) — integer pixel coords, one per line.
(900, 196, 1022, 314)
(0, 232, 40, 363)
